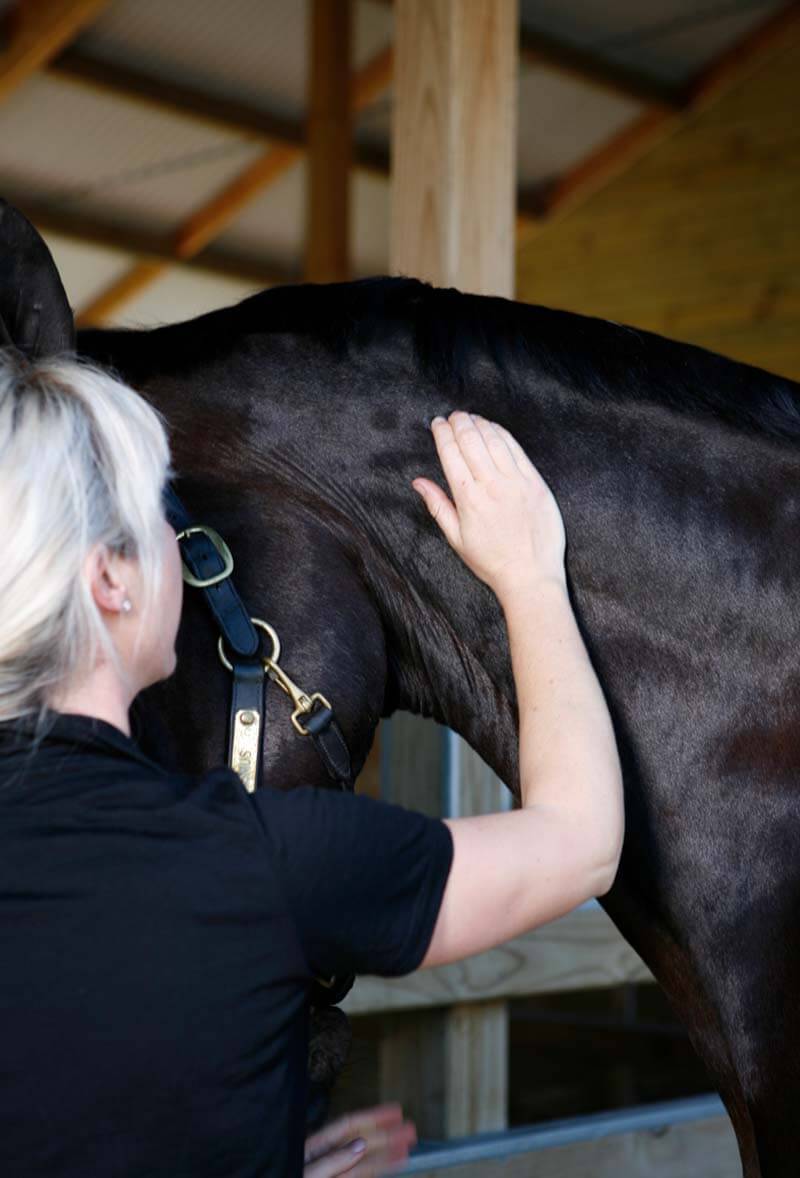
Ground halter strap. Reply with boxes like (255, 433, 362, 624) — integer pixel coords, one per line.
(163, 483, 355, 792)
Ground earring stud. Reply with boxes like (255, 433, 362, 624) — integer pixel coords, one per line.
(121, 598, 132, 614)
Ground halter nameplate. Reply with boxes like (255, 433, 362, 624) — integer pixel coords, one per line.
(231, 708, 261, 793)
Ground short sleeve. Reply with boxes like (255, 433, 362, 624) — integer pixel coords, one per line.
(247, 786, 453, 981)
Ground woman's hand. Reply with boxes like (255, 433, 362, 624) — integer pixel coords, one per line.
(304, 1104, 417, 1177)
(411, 410, 566, 598)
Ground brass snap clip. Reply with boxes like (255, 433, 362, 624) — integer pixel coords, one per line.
(217, 619, 331, 737)
(262, 655, 332, 737)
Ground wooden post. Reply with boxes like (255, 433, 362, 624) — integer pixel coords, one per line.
(385, 0, 519, 1139)
(306, 0, 351, 283)
(390, 0, 518, 297)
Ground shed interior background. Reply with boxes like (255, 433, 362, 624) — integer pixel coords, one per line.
(2, 0, 798, 1169)
(3, 0, 797, 364)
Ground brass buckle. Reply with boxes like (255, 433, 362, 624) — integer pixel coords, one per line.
(176, 525, 234, 588)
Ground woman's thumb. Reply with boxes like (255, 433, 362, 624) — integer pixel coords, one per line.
(411, 479, 460, 549)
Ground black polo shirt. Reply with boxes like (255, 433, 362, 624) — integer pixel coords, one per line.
(0, 711, 453, 1177)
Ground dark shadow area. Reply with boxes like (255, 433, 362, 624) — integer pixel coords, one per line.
(508, 981, 716, 1125)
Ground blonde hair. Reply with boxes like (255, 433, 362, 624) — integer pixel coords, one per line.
(0, 347, 174, 737)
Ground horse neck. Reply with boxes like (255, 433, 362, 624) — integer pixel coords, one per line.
(348, 381, 800, 797)
(77, 316, 800, 797)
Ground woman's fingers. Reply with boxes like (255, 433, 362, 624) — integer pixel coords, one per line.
(303, 1138, 366, 1177)
(303, 1107, 416, 1178)
(470, 414, 518, 477)
(446, 411, 499, 482)
(304, 1106, 406, 1162)
(428, 415, 474, 503)
(351, 1120, 417, 1177)
(492, 421, 535, 478)
(304, 1116, 355, 1161)
(306, 1107, 400, 1154)
(412, 408, 565, 592)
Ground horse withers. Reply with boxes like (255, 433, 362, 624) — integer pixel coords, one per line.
(3, 198, 800, 1178)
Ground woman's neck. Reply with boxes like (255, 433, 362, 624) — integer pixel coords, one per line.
(49, 664, 133, 737)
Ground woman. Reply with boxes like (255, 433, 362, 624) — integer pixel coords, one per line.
(0, 349, 624, 1177)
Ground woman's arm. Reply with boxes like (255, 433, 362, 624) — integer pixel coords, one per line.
(411, 412, 624, 970)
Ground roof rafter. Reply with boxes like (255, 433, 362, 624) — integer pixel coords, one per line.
(26, 1, 799, 320)
(48, 46, 392, 180)
(372, 0, 685, 109)
(0, 0, 111, 104)
(517, 25, 683, 110)
(75, 44, 393, 324)
(48, 49, 306, 144)
(5, 192, 296, 287)
(518, 1, 800, 232)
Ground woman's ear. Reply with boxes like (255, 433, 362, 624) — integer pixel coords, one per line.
(84, 543, 130, 617)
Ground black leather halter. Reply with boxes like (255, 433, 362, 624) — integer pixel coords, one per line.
(163, 483, 356, 1006)
(163, 484, 355, 793)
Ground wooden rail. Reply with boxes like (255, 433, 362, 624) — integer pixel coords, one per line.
(343, 903, 652, 1016)
(398, 1096, 738, 1176)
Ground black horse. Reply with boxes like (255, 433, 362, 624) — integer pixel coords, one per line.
(3, 199, 800, 1177)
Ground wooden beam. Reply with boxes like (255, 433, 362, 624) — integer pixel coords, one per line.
(518, 25, 682, 111)
(77, 259, 169, 325)
(75, 45, 391, 324)
(391, 0, 518, 294)
(306, 0, 351, 283)
(373, 0, 682, 109)
(49, 46, 393, 180)
(60, 0, 800, 319)
(388, 0, 519, 1139)
(343, 905, 652, 1016)
(519, 106, 678, 224)
(380, 1000, 509, 1141)
(49, 48, 306, 145)
(171, 143, 302, 260)
(171, 44, 384, 262)
(396, 1110, 738, 1177)
(350, 44, 393, 116)
(4, 193, 296, 287)
(684, 0, 800, 109)
(0, 0, 110, 104)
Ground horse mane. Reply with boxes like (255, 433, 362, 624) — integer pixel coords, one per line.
(79, 274, 800, 446)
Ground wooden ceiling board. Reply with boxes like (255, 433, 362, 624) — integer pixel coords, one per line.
(104, 262, 262, 328)
(72, 0, 393, 122)
(43, 231, 135, 311)
(517, 67, 642, 185)
(519, 0, 787, 82)
(351, 166, 390, 276)
(209, 156, 307, 275)
(0, 73, 266, 232)
(3, 0, 792, 325)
